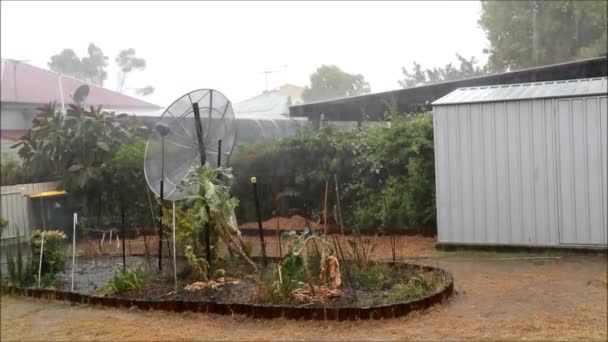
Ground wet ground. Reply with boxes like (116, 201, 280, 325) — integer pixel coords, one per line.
(2, 245, 606, 341)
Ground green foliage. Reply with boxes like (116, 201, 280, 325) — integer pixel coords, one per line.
(351, 263, 389, 291)
(0, 152, 33, 186)
(12, 103, 131, 184)
(99, 267, 149, 296)
(12, 103, 150, 228)
(0, 217, 7, 237)
(274, 229, 332, 298)
(30, 230, 67, 275)
(399, 54, 487, 88)
(346, 234, 376, 267)
(184, 245, 209, 281)
(479, 0, 608, 72)
(167, 165, 259, 280)
(36, 273, 60, 289)
(103, 137, 153, 230)
(231, 112, 436, 234)
(302, 65, 370, 103)
(5, 232, 35, 289)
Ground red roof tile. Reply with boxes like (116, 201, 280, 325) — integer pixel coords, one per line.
(1, 59, 161, 109)
(0, 129, 28, 141)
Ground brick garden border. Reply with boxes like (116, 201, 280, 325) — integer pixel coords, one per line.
(8, 263, 453, 321)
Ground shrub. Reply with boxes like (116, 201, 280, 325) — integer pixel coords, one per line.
(5, 232, 35, 289)
(230, 113, 436, 235)
(0, 217, 7, 238)
(99, 267, 150, 296)
(30, 229, 67, 275)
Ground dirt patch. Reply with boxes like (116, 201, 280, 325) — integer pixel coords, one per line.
(242, 234, 437, 260)
(239, 215, 325, 235)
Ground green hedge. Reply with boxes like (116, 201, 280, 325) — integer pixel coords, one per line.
(229, 113, 436, 235)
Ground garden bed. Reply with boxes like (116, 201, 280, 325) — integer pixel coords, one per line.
(9, 260, 453, 320)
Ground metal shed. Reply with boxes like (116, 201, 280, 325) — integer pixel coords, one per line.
(432, 77, 607, 248)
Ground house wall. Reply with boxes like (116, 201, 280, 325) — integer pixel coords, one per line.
(433, 96, 607, 247)
(0, 106, 32, 130)
(0, 105, 33, 156)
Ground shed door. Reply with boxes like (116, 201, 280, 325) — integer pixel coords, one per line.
(556, 97, 608, 246)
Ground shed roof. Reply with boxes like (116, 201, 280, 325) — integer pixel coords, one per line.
(433, 77, 608, 105)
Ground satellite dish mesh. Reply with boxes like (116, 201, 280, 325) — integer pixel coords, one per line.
(144, 89, 236, 201)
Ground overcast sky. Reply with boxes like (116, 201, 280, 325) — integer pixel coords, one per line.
(1, 1, 488, 107)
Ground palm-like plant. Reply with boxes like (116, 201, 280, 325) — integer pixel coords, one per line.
(11, 103, 140, 224)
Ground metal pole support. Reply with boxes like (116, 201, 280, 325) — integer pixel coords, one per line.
(251, 177, 267, 267)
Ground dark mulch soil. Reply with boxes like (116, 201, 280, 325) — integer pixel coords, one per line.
(113, 262, 447, 308)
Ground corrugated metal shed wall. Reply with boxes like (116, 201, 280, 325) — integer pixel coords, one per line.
(1, 181, 59, 240)
(433, 85, 607, 247)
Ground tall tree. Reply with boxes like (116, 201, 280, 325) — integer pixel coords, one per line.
(479, 0, 608, 72)
(302, 65, 370, 103)
(80, 43, 108, 86)
(48, 43, 108, 86)
(398, 54, 487, 88)
(48, 44, 155, 96)
(48, 49, 84, 80)
(115, 48, 153, 95)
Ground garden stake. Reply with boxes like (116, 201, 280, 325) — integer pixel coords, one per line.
(323, 178, 329, 235)
(276, 215, 282, 259)
(121, 205, 126, 271)
(251, 176, 267, 267)
(193, 102, 212, 275)
(71, 213, 77, 292)
(172, 202, 177, 294)
(158, 170, 164, 272)
(333, 174, 345, 235)
(271, 178, 282, 259)
(154, 121, 172, 272)
(37, 230, 45, 288)
(217, 139, 222, 167)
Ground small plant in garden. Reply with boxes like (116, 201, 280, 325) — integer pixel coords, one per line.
(0, 216, 8, 237)
(4, 232, 35, 290)
(271, 228, 334, 300)
(98, 267, 150, 296)
(30, 229, 67, 275)
(184, 245, 209, 281)
(346, 234, 377, 268)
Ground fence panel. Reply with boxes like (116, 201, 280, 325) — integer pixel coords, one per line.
(0, 181, 58, 240)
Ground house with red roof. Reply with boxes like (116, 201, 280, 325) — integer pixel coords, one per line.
(0, 58, 162, 155)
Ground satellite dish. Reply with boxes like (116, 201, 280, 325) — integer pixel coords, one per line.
(143, 89, 237, 202)
(72, 84, 90, 105)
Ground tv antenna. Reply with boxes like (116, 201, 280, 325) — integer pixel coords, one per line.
(262, 70, 280, 91)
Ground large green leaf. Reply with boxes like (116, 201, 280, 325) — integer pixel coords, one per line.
(96, 142, 110, 152)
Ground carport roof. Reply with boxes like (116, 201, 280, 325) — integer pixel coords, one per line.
(432, 77, 608, 106)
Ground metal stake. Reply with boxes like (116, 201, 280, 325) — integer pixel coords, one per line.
(71, 213, 77, 291)
(251, 177, 267, 267)
(158, 136, 165, 272)
(193, 102, 212, 275)
(217, 139, 222, 167)
(121, 205, 126, 272)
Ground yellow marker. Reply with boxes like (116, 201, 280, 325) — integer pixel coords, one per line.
(250, 176, 257, 184)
